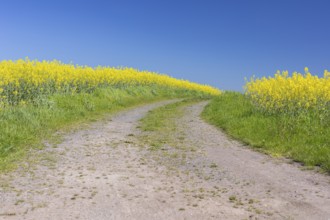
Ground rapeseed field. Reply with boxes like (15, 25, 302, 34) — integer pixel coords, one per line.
(0, 59, 220, 107)
(245, 68, 330, 114)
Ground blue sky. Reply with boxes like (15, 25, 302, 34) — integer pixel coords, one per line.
(1, 0, 329, 91)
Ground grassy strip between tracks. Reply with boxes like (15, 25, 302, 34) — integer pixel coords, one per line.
(139, 98, 203, 151)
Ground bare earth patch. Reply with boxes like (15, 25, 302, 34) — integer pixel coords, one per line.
(1, 100, 330, 220)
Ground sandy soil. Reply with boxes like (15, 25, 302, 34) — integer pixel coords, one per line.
(0, 100, 330, 220)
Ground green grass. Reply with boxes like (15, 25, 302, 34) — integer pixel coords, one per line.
(202, 92, 330, 173)
(0, 86, 212, 172)
(139, 98, 203, 151)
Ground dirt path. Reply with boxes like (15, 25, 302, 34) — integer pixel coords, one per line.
(179, 102, 330, 219)
(1, 101, 330, 220)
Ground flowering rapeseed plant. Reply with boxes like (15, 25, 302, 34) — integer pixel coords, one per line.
(245, 68, 330, 114)
(0, 59, 221, 107)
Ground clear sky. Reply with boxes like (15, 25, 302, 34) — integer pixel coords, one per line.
(1, 0, 329, 91)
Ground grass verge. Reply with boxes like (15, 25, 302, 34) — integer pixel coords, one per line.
(0, 86, 211, 172)
(202, 92, 330, 173)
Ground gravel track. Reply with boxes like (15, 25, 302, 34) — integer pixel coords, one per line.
(0, 100, 329, 220)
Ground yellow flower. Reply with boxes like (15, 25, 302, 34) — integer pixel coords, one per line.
(0, 58, 221, 106)
(245, 68, 329, 113)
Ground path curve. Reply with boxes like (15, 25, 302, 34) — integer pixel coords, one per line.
(181, 102, 330, 220)
(0, 100, 329, 220)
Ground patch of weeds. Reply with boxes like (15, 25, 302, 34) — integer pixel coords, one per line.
(300, 166, 315, 171)
(0, 212, 16, 216)
(14, 199, 25, 205)
(31, 202, 47, 210)
(149, 142, 162, 151)
(209, 163, 218, 168)
(229, 195, 237, 202)
(255, 208, 262, 214)
(170, 152, 179, 159)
